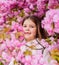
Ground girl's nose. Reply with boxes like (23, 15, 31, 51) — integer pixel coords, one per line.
(26, 27, 29, 31)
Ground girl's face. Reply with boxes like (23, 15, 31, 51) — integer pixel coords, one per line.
(23, 19, 37, 42)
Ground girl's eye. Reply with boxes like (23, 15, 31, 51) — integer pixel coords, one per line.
(30, 25, 35, 28)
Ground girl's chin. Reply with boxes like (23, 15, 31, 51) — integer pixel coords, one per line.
(25, 37, 30, 40)
(24, 35, 31, 38)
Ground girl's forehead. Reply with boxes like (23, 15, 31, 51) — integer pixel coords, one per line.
(23, 19, 36, 25)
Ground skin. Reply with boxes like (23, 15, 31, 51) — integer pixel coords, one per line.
(23, 19, 37, 42)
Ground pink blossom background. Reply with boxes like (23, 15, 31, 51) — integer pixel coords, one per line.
(0, 0, 59, 65)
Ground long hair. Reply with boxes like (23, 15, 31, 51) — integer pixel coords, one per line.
(22, 15, 47, 39)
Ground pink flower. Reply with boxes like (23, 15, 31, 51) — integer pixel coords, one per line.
(50, 60, 58, 65)
(2, 52, 12, 62)
(0, 17, 5, 24)
(42, 9, 59, 35)
(48, 0, 59, 9)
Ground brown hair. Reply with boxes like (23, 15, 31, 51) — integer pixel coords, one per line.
(22, 15, 47, 39)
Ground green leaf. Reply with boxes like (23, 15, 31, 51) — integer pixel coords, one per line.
(0, 62, 4, 65)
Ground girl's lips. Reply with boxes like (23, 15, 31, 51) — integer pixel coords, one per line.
(24, 32, 31, 34)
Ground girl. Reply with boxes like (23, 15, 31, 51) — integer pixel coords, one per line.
(9, 15, 47, 65)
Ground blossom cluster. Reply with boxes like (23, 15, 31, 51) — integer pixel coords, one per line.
(42, 9, 59, 36)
